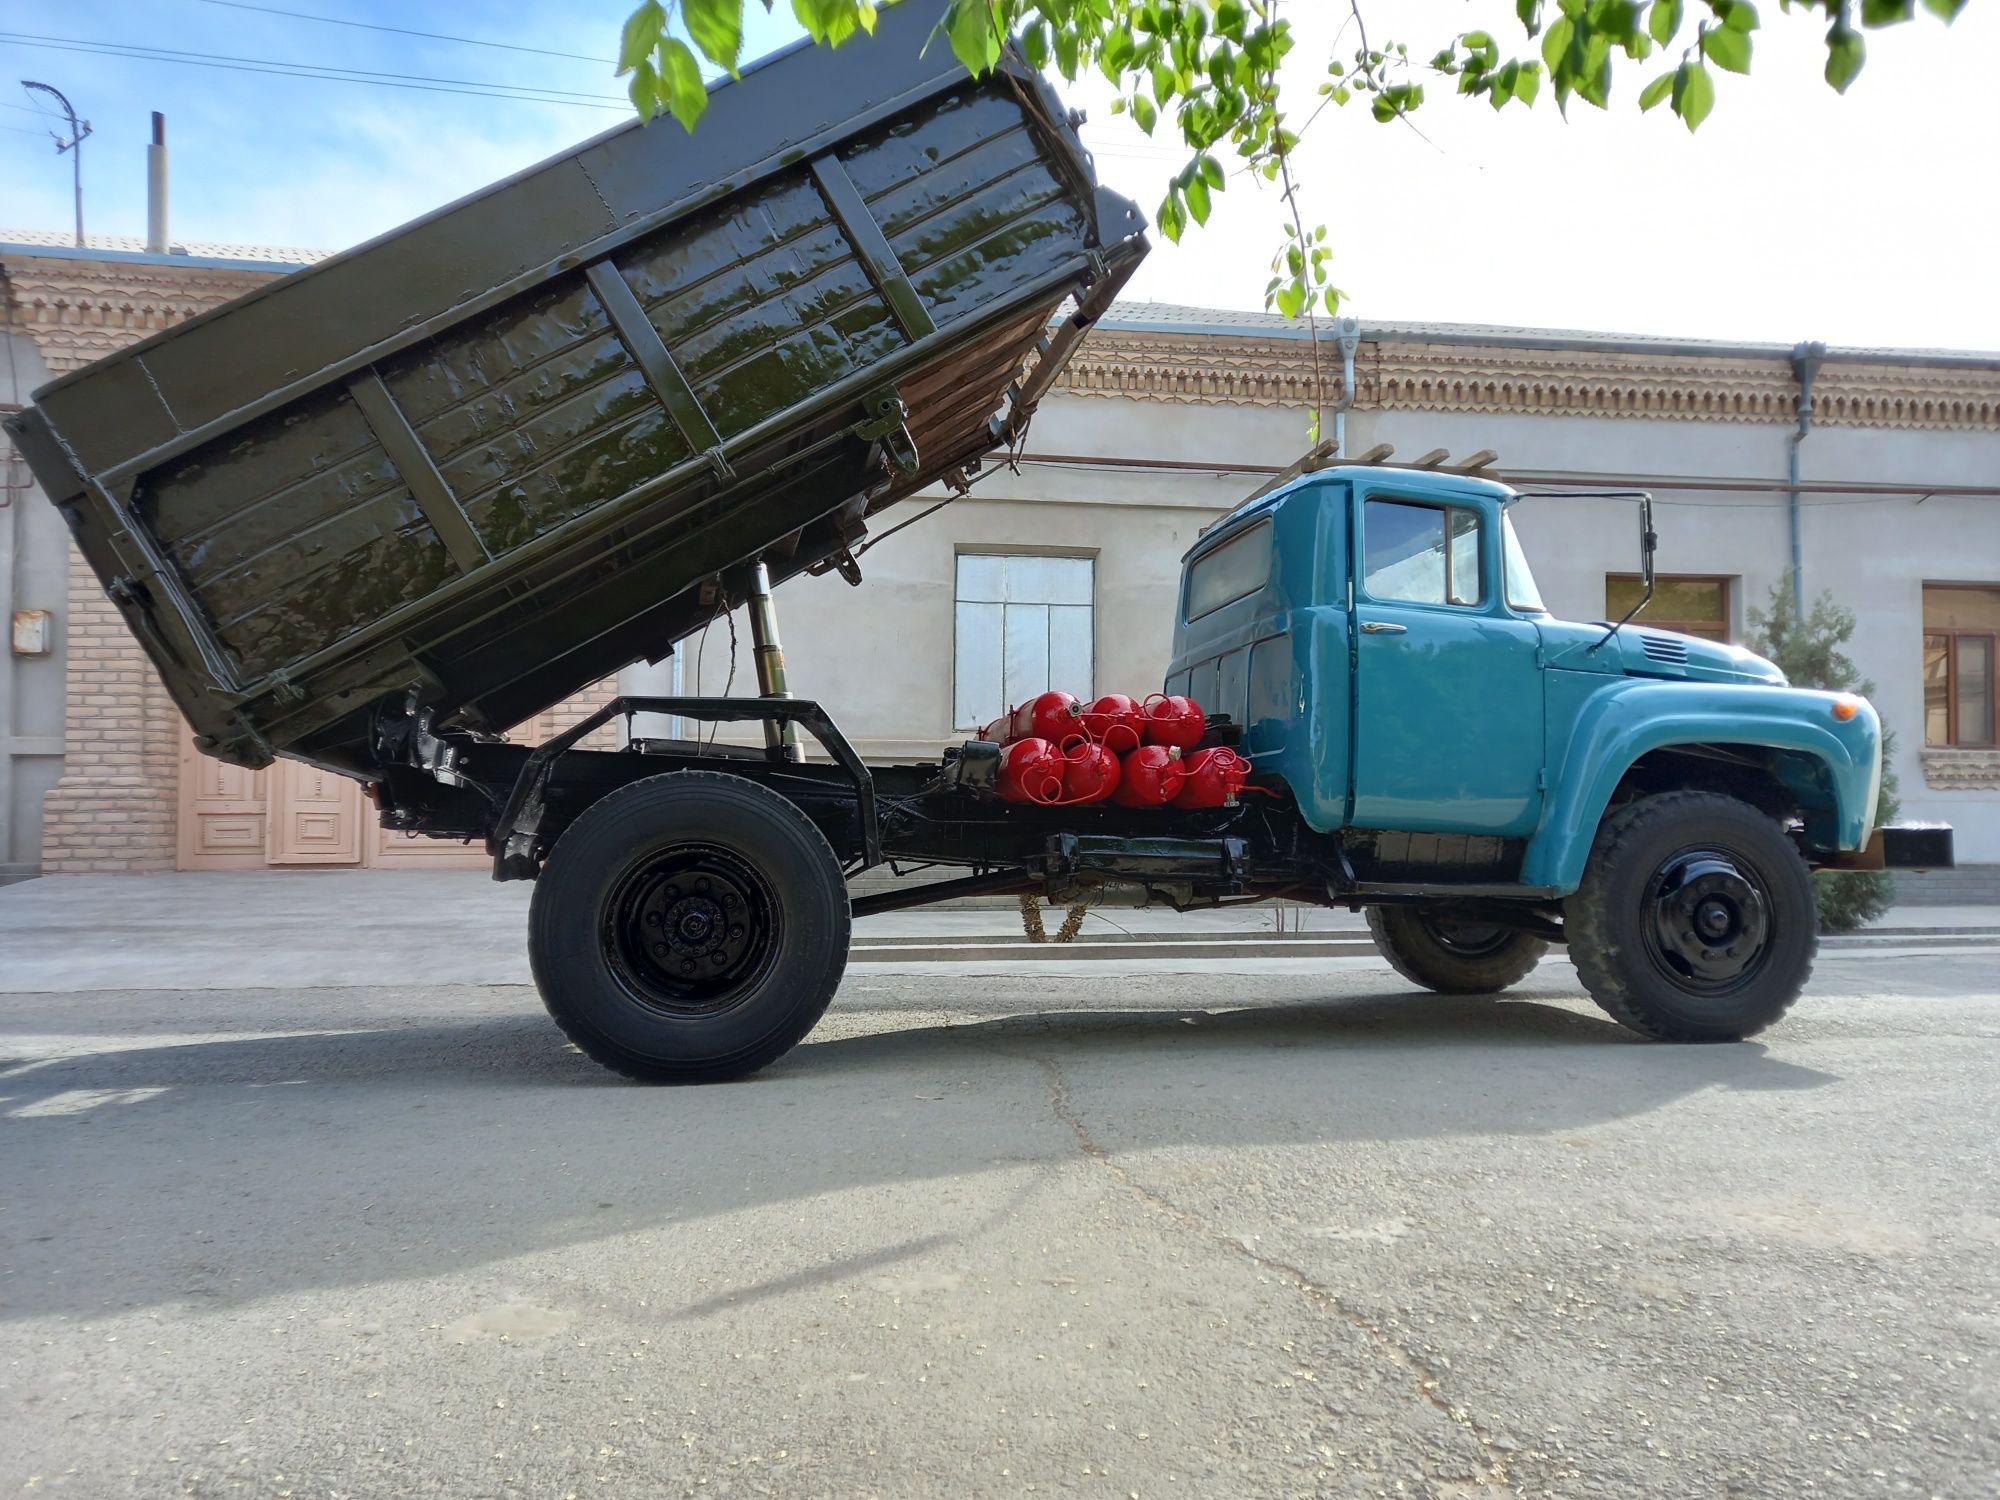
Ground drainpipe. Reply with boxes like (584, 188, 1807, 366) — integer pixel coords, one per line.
(1333, 317, 1360, 458)
(1787, 340, 1825, 622)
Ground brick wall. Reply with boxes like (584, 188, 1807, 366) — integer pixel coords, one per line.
(526, 677, 623, 750)
(1, 253, 279, 376)
(38, 542, 182, 871)
(5, 249, 288, 874)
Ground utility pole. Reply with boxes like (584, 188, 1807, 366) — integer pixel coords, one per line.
(20, 81, 92, 248)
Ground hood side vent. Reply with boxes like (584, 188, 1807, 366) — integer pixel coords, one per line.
(1639, 631, 1690, 665)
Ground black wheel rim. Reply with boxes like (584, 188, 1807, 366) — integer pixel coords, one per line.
(1421, 915, 1514, 958)
(603, 843, 779, 1016)
(1643, 845, 1774, 996)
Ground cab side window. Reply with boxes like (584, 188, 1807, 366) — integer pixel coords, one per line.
(1362, 500, 1484, 607)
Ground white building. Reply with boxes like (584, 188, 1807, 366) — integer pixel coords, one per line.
(4, 237, 1997, 894)
(670, 305, 2000, 895)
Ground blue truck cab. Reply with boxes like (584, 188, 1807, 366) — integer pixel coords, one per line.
(1170, 465, 1883, 891)
(1168, 463, 1941, 1043)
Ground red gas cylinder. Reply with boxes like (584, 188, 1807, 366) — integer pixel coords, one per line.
(1081, 693, 1146, 753)
(1112, 744, 1185, 807)
(1142, 693, 1207, 749)
(1012, 690, 1083, 744)
(1172, 747, 1250, 809)
(1057, 735, 1121, 805)
(976, 712, 1011, 744)
(996, 737, 1064, 804)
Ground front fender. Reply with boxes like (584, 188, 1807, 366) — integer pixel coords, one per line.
(1520, 677, 1881, 894)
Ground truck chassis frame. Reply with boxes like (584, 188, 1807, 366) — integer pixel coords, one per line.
(372, 690, 1571, 939)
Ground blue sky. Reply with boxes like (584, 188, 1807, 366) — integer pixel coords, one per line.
(4, 1, 1997, 350)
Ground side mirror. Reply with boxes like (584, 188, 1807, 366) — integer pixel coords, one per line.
(1511, 485, 1660, 654)
(1640, 492, 1657, 594)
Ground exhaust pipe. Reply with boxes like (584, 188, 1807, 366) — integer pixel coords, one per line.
(146, 112, 168, 254)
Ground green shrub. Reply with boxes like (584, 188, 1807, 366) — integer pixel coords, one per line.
(1746, 583, 1897, 933)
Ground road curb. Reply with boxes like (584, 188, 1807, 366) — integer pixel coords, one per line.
(849, 929, 2000, 963)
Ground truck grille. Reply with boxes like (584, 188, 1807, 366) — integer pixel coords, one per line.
(1640, 631, 1690, 665)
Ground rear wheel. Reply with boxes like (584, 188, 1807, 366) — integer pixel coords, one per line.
(1566, 790, 1816, 1042)
(528, 770, 850, 1082)
(1366, 905, 1548, 994)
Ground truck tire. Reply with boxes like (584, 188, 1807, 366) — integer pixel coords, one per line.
(1567, 790, 1816, 1043)
(527, 770, 851, 1082)
(1365, 906, 1548, 994)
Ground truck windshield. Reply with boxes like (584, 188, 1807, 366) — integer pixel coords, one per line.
(1502, 512, 1547, 613)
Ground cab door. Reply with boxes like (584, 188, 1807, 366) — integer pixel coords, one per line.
(1349, 490, 1544, 836)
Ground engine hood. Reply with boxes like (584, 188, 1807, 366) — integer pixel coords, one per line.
(1539, 620, 1788, 686)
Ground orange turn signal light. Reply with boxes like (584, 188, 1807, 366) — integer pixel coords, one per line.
(1831, 696, 1861, 722)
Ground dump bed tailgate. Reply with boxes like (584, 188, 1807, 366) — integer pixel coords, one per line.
(6, 3, 1144, 775)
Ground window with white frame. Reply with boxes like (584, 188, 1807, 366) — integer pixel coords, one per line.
(953, 553, 1094, 729)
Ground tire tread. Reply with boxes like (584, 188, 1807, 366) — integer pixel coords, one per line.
(1365, 906, 1547, 994)
(528, 769, 850, 1083)
(1567, 789, 1816, 1042)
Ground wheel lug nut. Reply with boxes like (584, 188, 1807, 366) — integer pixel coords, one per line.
(646, 912, 661, 926)
(729, 924, 744, 939)
(653, 943, 668, 957)
(681, 959, 696, 974)
(664, 886, 679, 899)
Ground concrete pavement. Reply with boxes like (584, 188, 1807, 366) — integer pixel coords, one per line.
(2, 952, 1996, 1498)
(1, 870, 1995, 993)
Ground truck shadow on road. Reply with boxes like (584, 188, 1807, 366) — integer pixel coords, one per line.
(0, 987, 1837, 1322)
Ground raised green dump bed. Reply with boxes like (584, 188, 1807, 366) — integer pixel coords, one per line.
(7, 3, 1144, 775)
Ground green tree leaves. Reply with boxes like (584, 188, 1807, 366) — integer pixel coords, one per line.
(943, 0, 1005, 73)
(612, 0, 1973, 337)
(621, 0, 881, 130)
(1673, 55, 1717, 126)
(684, 0, 745, 74)
(1747, 581, 1902, 932)
(1700, 20, 1753, 73)
(1825, 18, 1867, 88)
(618, 0, 1974, 140)
(620, 0, 665, 72)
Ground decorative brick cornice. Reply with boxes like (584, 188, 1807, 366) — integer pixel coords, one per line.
(1922, 748, 2000, 790)
(6, 252, 1996, 432)
(1, 253, 281, 376)
(1815, 363, 2000, 430)
(1061, 332, 1326, 407)
(1057, 328, 2000, 431)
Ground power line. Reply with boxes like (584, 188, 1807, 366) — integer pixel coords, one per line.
(189, 0, 617, 66)
(3, 32, 623, 102)
(0, 34, 629, 111)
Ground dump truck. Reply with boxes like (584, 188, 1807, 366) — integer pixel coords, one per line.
(7, 6, 1950, 1082)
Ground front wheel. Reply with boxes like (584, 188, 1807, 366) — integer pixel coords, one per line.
(528, 770, 851, 1082)
(1566, 790, 1817, 1042)
(1366, 905, 1548, 994)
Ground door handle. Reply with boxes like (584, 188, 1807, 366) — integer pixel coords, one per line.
(1359, 620, 1408, 635)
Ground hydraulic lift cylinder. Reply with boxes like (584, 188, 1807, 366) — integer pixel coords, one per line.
(746, 561, 802, 762)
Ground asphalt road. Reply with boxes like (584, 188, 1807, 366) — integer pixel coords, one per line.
(2, 949, 1996, 1499)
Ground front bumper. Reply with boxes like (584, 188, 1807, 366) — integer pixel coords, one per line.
(1818, 823, 1955, 872)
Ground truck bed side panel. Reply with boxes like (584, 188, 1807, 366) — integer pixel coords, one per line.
(10, 2, 1144, 774)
